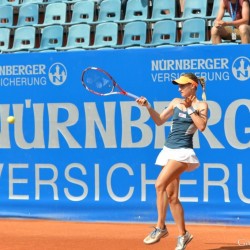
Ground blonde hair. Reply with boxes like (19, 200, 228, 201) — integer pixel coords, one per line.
(183, 73, 207, 101)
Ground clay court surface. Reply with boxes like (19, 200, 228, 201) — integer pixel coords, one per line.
(0, 219, 249, 250)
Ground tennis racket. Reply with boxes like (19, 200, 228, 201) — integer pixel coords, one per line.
(81, 67, 140, 100)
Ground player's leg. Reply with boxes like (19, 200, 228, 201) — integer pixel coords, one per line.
(156, 160, 193, 250)
(144, 159, 188, 245)
(167, 177, 186, 236)
(155, 185, 168, 229)
(144, 160, 181, 245)
(143, 176, 169, 244)
(155, 160, 187, 231)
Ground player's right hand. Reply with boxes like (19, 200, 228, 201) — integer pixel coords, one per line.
(136, 97, 150, 108)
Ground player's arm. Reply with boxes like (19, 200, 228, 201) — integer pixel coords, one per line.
(214, 0, 226, 26)
(189, 102, 208, 132)
(136, 97, 177, 126)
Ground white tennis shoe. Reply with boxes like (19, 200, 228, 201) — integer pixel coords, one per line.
(175, 231, 193, 250)
(143, 226, 168, 244)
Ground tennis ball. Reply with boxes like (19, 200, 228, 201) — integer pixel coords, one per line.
(7, 116, 15, 124)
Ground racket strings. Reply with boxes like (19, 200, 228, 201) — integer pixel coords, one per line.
(83, 69, 114, 95)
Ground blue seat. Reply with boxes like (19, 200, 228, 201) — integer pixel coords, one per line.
(114, 21, 147, 48)
(147, 0, 176, 21)
(119, 0, 148, 23)
(57, 24, 91, 51)
(0, 28, 11, 52)
(171, 18, 206, 46)
(35, 2, 67, 27)
(0, 0, 20, 6)
(20, 0, 44, 4)
(205, 0, 220, 26)
(45, 0, 64, 3)
(173, 0, 208, 21)
(67, 1, 95, 25)
(16, 3, 39, 27)
(94, 0, 121, 24)
(143, 20, 177, 47)
(207, 0, 220, 19)
(3, 26, 36, 52)
(30, 24, 63, 52)
(0, 6, 14, 28)
(90, 22, 118, 49)
(62, 0, 82, 3)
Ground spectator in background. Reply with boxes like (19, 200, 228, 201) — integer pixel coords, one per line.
(178, 0, 185, 17)
(211, 0, 250, 44)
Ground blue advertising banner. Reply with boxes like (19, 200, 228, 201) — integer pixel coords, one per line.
(0, 45, 249, 225)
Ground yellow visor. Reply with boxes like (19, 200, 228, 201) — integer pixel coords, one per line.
(172, 76, 198, 87)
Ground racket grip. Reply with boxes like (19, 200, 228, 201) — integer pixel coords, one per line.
(126, 92, 140, 100)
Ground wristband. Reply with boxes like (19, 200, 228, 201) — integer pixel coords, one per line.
(187, 106, 196, 115)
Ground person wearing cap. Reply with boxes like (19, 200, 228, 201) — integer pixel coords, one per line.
(211, 0, 250, 44)
(136, 73, 208, 250)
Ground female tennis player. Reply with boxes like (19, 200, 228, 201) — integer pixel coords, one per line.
(136, 73, 208, 250)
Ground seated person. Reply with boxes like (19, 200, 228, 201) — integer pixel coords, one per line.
(211, 0, 250, 44)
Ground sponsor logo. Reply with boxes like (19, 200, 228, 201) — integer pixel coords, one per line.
(48, 63, 67, 86)
(0, 62, 67, 87)
(232, 56, 250, 81)
(151, 56, 250, 83)
(179, 112, 187, 118)
(150, 58, 231, 83)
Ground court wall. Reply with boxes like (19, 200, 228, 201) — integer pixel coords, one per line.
(0, 45, 249, 225)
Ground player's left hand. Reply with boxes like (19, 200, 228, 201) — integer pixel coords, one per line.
(182, 95, 196, 107)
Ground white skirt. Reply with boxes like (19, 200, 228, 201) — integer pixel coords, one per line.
(155, 146, 200, 172)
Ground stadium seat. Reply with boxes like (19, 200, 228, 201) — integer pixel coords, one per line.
(45, 0, 64, 3)
(93, 0, 121, 24)
(205, 0, 220, 26)
(66, 1, 95, 25)
(147, 0, 176, 22)
(0, 6, 14, 28)
(3, 26, 36, 52)
(90, 22, 118, 49)
(0, 28, 11, 52)
(62, 0, 82, 3)
(171, 18, 206, 46)
(143, 20, 177, 47)
(20, 0, 44, 4)
(30, 24, 63, 52)
(15, 3, 39, 27)
(57, 23, 91, 51)
(173, 0, 208, 21)
(119, 0, 148, 23)
(114, 21, 147, 48)
(0, 0, 20, 6)
(34, 2, 67, 27)
(207, 0, 220, 19)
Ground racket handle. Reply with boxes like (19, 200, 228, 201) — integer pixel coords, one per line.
(126, 92, 139, 100)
